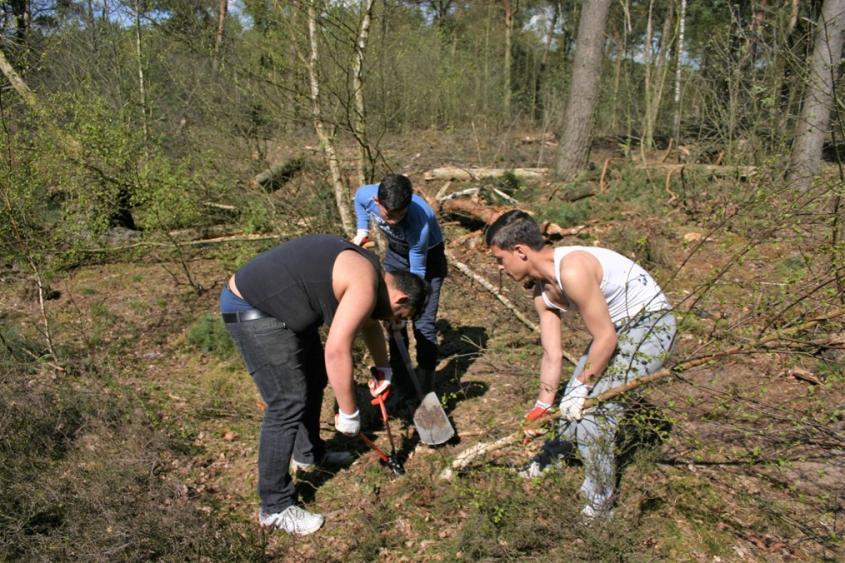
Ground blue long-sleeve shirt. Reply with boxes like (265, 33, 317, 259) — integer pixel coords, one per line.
(353, 183, 444, 278)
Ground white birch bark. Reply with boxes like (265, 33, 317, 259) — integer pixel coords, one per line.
(306, 0, 355, 236)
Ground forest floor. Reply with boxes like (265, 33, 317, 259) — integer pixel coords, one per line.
(2, 129, 843, 561)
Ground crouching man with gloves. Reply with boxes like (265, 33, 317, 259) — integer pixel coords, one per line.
(220, 235, 427, 535)
(486, 211, 676, 520)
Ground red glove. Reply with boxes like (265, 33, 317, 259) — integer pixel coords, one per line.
(368, 366, 392, 398)
(523, 400, 553, 440)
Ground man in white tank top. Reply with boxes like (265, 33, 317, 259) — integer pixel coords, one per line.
(486, 210, 676, 520)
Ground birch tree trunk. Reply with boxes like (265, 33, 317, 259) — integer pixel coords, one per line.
(642, 0, 673, 153)
(503, 0, 513, 120)
(133, 0, 149, 145)
(555, 0, 613, 180)
(672, 0, 687, 145)
(787, 0, 845, 191)
(642, 0, 655, 152)
(306, 0, 355, 236)
(213, 0, 228, 72)
(352, 0, 376, 187)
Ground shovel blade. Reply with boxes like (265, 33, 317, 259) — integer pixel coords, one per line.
(413, 392, 455, 445)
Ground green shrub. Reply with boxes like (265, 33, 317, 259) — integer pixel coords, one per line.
(186, 313, 234, 357)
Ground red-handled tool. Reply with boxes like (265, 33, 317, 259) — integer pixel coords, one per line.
(358, 394, 405, 476)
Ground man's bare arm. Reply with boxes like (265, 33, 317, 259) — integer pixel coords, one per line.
(325, 252, 377, 414)
(534, 293, 563, 405)
(360, 319, 389, 367)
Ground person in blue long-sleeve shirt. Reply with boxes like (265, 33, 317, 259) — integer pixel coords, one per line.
(352, 174, 447, 398)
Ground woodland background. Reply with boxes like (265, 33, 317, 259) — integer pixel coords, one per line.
(1, 0, 843, 560)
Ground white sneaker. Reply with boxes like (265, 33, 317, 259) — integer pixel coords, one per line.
(518, 460, 550, 479)
(291, 450, 355, 472)
(259, 505, 324, 535)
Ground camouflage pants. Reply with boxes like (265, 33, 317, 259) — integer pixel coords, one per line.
(559, 310, 676, 512)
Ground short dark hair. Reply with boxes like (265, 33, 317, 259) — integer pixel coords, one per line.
(377, 174, 413, 211)
(484, 209, 545, 251)
(389, 270, 430, 318)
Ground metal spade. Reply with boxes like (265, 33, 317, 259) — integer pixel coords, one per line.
(392, 328, 455, 445)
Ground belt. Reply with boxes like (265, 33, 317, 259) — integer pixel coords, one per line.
(222, 309, 273, 323)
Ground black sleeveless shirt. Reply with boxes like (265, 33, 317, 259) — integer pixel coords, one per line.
(234, 235, 391, 333)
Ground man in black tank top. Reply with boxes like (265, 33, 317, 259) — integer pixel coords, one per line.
(219, 235, 427, 535)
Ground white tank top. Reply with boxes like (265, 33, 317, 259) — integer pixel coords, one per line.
(542, 246, 671, 324)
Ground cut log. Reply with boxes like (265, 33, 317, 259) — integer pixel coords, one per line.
(440, 198, 509, 224)
(250, 157, 306, 191)
(424, 167, 549, 182)
(557, 184, 598, 202)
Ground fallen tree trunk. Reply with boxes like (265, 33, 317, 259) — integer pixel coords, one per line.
(440, 198, 509, 224)
(250, 157, 305, 191)
(424, 167, 549, 182)
(557, 184, 598, 202)
(438, 304, 845, 480)
(438, 198, 587, 240)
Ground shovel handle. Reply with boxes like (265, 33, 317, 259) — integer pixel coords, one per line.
(391, 328, 425, 399)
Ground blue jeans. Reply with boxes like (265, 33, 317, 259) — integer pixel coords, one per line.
(224, 317, 327, 513)
(559, 310, 676, 511)
(384, 243, 447, 372)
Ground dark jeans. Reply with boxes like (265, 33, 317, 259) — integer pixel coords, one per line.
(224, 317, 327, 513)
(384, 243, 447, 373)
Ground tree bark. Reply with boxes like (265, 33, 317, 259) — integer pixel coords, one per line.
(672, 0, 687, 145)
(555, 0, 613, 181)
(213, 0, 228, 71)
(352, 0, 376, 187)
(423, 166, 548, 181)
(533, 1, 559, 122)
(503, 0, 513, 120)
(787, 0, 845, 191)
(306, 0, 355, 236)
(133, 0, 149, 145)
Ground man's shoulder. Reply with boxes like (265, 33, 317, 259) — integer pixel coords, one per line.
(355, 183, 379, 199)
(336, 247, 379, 277)
(410, 194, 438, 221)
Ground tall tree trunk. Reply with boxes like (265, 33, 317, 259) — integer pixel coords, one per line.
(133, 0, 149, 146)
(10, 0, 30, 43)
(642, 0, 673, 153)
(352, 0, 376, 187)
(642, 0, 655, 151)
(213, 0, 228, 71)
(555, 0, 613, 180)
(672, 0, 687, 146)
(86, 0, 98, 54)
(503, 0, 513, 120)
(306, 0, 355, 236)
(787, 0, 845, 191)
(532, 1, 559, 122)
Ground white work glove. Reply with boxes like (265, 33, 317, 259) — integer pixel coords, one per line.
(334, 408, 360, 435)
(559, 382, 590, 421)
(368, 366, 393, 397)
(352, 230, 370, 246)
